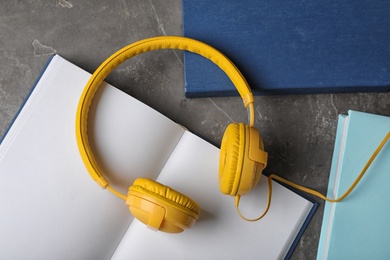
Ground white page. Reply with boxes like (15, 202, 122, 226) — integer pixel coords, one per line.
(0, 55, 185, 259)
(88, 76, 185, 193)
(112, 131, 314, 260)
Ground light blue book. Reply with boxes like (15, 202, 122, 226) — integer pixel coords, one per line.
(317, 110, 390, 259)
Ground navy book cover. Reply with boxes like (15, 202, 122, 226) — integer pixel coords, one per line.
(183, 0, 390, 97)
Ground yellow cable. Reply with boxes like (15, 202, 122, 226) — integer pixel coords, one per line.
(106, 185, 127, 201)
(235, 175, 273, 222)
(236, 131, 390, 221)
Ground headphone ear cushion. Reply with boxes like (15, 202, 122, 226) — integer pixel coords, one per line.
(130, 178, 200, 215)
(219, 123, 245, 196)
(127, 178, 200, 233)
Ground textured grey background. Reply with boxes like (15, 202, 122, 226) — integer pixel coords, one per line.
(1, 1, 389, 259)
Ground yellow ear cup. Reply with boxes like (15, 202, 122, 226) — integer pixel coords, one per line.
(219, 123, 268, 196)
(126, 178, 200, 233)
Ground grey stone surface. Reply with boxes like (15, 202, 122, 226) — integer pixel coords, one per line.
(1, 1, 389, 259)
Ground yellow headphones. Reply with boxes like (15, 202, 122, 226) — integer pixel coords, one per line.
(75, 36, 267, 233)
(76, 36, 390, 233)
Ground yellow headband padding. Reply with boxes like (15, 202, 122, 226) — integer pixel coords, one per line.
(219, 123, 245, 196)
(129, 178, 200, 216)
(75, 36, 255, 187)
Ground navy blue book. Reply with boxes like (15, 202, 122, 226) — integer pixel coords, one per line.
(183, 0, 390, 97)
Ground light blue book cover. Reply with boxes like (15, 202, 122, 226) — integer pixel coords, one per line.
(317, 110, 390, 259)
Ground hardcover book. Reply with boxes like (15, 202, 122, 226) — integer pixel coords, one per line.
(183, 0, 390, 97)
(317, 110, 390, 259)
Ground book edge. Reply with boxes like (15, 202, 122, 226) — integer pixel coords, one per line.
(316, 113, 349, 260)
(284, 188, 318, 260)
(0, 55, 56, 145)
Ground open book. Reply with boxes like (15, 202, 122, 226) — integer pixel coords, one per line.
(0, 55, 316, 259)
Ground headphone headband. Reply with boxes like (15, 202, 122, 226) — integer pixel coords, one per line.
(75, 36, 255, 188)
